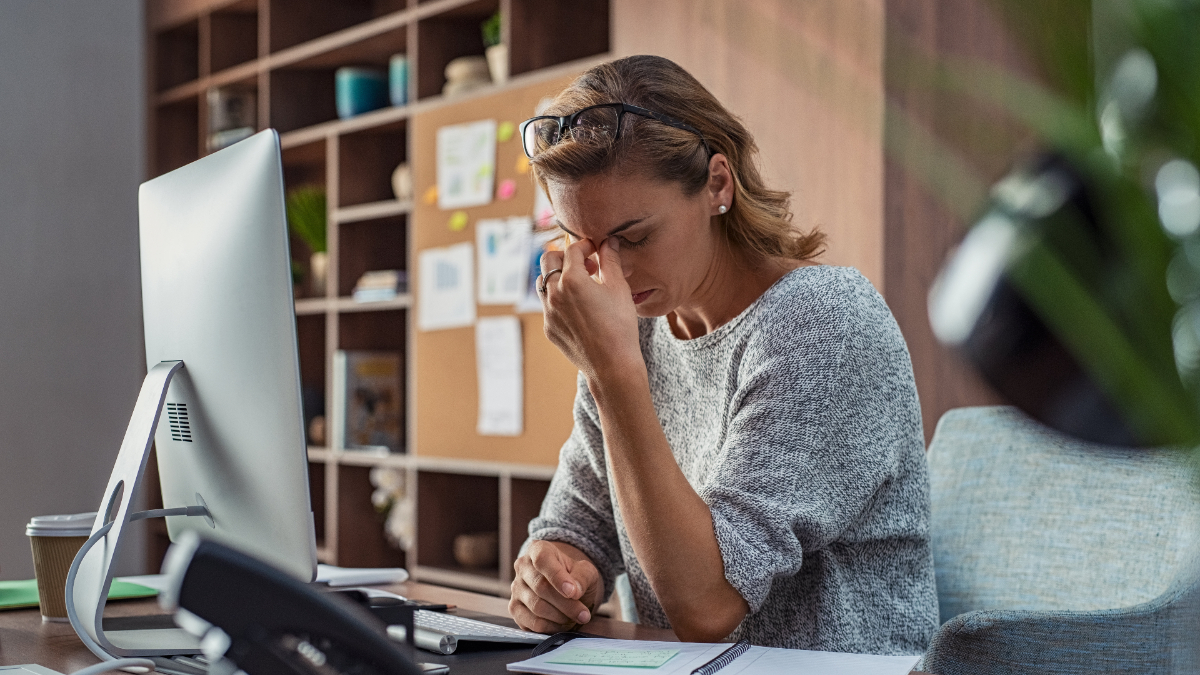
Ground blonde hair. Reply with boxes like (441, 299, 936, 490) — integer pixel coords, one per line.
(531, 55, 824, 261)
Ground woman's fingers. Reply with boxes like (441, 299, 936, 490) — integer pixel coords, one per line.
(522, 551, 592, 624)
(510, 574, 575, 625)
(540, 249, 565, 277)
(561, 237, 597, 280)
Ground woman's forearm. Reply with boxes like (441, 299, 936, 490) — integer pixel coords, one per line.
(587, 368, 748, 641)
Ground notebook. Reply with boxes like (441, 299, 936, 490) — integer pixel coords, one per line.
(506, 638, 921, 675)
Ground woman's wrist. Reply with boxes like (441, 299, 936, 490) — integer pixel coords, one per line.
(586, 361, 650, 411)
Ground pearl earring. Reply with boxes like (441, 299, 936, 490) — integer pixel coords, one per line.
(718, 205, 727, 214)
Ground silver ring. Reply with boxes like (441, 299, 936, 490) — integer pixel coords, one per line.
(538, 268, 563, 294)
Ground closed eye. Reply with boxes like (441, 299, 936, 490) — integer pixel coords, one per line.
(617, 233, 650, 249)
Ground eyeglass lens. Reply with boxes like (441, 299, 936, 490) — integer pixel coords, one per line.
(523, 106, 622, 157)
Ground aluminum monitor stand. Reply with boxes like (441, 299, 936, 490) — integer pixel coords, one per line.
(68, 361, 212, 658)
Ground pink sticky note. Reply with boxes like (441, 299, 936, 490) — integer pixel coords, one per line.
(497, 178, 517, 201)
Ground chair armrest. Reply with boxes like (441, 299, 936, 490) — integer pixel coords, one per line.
(922, 583, 1196, 675)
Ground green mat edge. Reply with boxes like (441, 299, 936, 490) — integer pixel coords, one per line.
(0, 579, 157, 610)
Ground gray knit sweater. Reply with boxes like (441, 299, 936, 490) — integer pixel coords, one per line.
(527, 265, 938, 655)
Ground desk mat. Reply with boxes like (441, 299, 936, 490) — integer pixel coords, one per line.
(0, 579, 157, 610)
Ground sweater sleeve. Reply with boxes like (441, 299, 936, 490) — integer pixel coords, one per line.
(698, 290, 921, 613)
(526, 373, 623, 600)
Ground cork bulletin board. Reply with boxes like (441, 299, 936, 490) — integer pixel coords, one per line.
(412, 72, 582, 465)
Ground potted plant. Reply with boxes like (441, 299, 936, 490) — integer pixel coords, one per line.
(285, 185, 328, 297)
(482, 11, 506, 85)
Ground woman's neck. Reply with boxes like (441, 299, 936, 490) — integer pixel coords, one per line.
(667, 247, 809, 340)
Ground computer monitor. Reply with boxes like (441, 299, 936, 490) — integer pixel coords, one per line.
(70, 130, 317, 658)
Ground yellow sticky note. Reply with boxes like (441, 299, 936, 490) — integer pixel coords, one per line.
(423, 185, 438, 205)
(497, 121, 516, 142)
(515, 155, 531, 175)
(448, 211, 469, 231)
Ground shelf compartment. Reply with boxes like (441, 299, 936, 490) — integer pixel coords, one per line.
(270, 0, 407, 54)
(416, 471, 501, 577)
(508, 477, 551, 567)
(336, 464, 407, 567)
(282, 138, 327, 189)
(338, 308, 407, 352)
(270, 68, 339, 134)
(154, 96, 200, 177)
(338, 121, 408, 207)
(297, 313, 327, 441)
(336, 199, 412, 224)
(309, 459, 327, 546)
(509, 0, 610, 77)
(155, 19, 200, 92)
(277, 21, 408, 72)
(338, 216, 408, 297)
(415, 0, 499, 100)
(209, 1, 259, 73)
(411, 565, 506, 595)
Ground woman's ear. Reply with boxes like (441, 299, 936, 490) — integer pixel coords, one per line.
(708, 153, 734, 215)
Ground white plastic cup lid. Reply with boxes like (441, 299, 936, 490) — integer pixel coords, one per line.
(26, 512, 97, 537)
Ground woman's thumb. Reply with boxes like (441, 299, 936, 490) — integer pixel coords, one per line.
(598, 237, 625, 284)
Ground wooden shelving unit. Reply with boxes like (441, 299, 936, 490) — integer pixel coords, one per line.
(146, 0, 609, 595)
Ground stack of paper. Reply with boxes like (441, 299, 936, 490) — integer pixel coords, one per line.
(507, 638, 920, 675)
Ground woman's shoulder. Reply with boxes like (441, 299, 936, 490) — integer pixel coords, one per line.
(757, 265, 888, 328)
(749, 265, 905, 359)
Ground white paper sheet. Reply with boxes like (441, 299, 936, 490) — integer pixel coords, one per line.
(316, 565, 409, 587)
(516, 229, 563, 313)
(507, 638, 921, 675)
(418, 243, 475, 331)
(476, 316, 523, 436)
(437, 119, 497, 209)
(477, 216, 532, 305)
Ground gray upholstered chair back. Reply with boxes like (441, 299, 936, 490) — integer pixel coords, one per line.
(927, 406, 1200, 624)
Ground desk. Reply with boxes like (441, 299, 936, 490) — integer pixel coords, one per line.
(0, 582, 926, 674)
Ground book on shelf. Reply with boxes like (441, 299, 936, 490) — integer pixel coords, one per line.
(331, 350, 404, 453)
(352, 269, 407, 303)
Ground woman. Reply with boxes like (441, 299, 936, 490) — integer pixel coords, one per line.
(509, 55, 937, 655)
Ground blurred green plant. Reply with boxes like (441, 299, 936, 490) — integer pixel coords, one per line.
(481, 11, 502, 48)
(286, 185, 327, 254)
(897, 0, 1200, 446)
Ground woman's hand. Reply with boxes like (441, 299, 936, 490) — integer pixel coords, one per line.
(540, 237, 642, 380)
(509, 540, 604, 633)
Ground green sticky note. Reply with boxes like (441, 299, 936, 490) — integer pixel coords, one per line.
(497, 121, 516, 142)
(546, 647, 679, 668)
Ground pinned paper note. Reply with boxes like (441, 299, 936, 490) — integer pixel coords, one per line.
(497, 120, 516, 142)
(448, 210, 469, 231)
(437, 119, 497, 209)
(497, 178, 517, 201)
(417, 243, 475, 331)
(546, 647, 679, 668)
(477, 217, 532, 305)
(476, 316, 522, 436)
(516, 229, 562, 313)
(423, 185, 438, 205)
(515, 154, 531, 175)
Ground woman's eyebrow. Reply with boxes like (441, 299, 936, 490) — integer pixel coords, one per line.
(554, 217, 647, 240)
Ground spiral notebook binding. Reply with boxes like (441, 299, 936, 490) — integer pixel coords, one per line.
(691, 640, 751, 675)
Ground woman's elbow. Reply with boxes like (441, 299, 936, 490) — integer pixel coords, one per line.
(670, 598, 748, 643)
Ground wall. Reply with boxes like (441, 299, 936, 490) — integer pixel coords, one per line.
(611, 0, 886, 289)
(0, 1, 147, 578)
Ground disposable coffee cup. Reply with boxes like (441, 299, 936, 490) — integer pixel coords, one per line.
(26, 512, 96, 622)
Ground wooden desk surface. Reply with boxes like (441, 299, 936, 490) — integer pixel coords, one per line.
(0, 582, 926, 674)
(0, 581, 675, 674)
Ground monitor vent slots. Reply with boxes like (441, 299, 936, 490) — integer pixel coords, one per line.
(166, 402, 193, 442)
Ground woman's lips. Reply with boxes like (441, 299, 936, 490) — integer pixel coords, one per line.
(632, 290, 654, 305)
